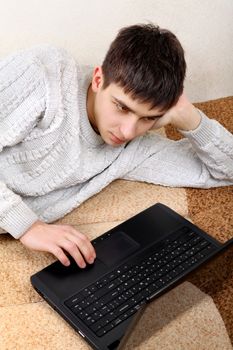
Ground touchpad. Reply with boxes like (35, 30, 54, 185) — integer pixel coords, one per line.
(95, 231, 140, 267)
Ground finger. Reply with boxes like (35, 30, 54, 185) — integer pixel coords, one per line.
(50, 245, 71, 267)
(68, 234, 96, 265)
(62, 225, 96, 256)
(68, 230, 96, 262)
(153, 113, 171, 129)
(60, 239, 87, 268)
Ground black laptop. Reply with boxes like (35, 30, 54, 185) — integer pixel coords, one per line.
(31, 203, 232, 350)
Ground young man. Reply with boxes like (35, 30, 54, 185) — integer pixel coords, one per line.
(0, 24, 232, 269)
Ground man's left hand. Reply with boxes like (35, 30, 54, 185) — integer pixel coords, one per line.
(152, 93, 202, 131)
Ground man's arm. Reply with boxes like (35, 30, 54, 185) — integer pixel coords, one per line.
(122, 94, 233, 188)
(0, 46, 96, 267)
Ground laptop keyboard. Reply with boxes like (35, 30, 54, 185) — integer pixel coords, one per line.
(64, 226, 217, 337)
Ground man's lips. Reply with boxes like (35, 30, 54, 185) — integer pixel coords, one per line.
(110, 133, 126, 144)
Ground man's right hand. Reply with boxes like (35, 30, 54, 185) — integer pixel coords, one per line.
(19, 220, 96, 268)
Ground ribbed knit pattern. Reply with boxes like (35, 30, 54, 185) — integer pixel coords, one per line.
(0, 46, 233, 239)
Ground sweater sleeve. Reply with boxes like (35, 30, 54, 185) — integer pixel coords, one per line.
(0, 181, 39, 238)
(0, 47, 47, 238)
(122, 110, 233, 188)
(0, 46, 48, 149)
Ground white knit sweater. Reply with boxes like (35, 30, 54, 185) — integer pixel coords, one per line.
(0, 45, 233, 239)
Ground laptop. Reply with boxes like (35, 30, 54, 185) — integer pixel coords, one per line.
(117, 301, 166, 349)
(31, 202, 233, 350)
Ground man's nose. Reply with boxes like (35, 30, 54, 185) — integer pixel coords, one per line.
(120, 118, 137, 141)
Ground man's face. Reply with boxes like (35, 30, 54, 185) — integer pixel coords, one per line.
(87, 67, 165, 147)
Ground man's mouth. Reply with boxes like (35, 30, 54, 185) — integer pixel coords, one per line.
(110, 133, 126, 145)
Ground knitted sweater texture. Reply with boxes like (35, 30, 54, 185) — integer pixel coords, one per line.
(0, 46, 233, 239)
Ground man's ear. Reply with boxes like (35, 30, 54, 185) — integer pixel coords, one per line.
(91, 66, 104, 92)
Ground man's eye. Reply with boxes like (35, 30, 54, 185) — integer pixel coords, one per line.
(144, 115, 163, 122)
(116, 103, 127, 112)
(144, 117, 157, 121)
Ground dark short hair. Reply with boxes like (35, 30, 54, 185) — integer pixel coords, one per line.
(102, 23, 186, 111)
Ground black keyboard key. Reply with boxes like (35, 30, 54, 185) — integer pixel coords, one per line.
(90, 322, 103, 333)
(64, 294, 84, 308)
(96, 328, 107, 337)
(104, 323, 115, 333)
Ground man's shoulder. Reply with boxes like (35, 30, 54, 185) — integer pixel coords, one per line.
(8, 45, 73, 66)
(24, 44, 72, 61)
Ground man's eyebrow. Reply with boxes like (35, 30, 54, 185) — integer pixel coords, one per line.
(112, 96, 164, 118)
(112, 97, 134, 112)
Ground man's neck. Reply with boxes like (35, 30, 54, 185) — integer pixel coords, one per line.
(86, 84, 99, 134)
